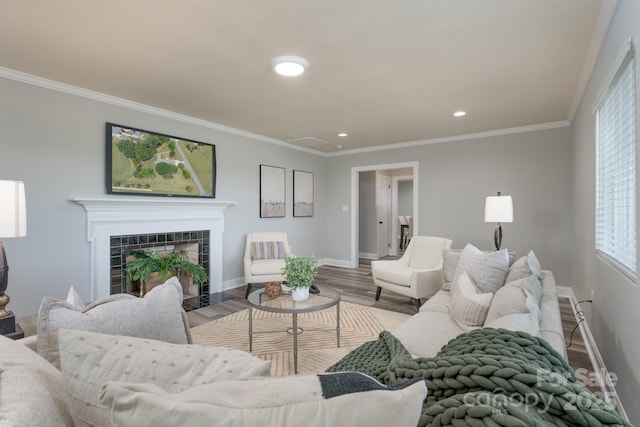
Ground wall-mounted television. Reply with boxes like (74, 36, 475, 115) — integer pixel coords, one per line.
(106, 122, 216, 198)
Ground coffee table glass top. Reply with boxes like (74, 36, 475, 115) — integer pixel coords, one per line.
(247, 285, 340, 313)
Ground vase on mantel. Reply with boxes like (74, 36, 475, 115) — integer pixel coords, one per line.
(291, 287, 309, 302)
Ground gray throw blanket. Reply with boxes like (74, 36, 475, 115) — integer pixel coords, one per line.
(327, 328, 631, 427)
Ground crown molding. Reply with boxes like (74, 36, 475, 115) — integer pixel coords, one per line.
(0, 66, 320, 156)
(327, 120, 571, 157)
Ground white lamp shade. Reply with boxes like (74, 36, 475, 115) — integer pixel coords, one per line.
(484, 195, 513, 223)
(0, 180, 27, 238)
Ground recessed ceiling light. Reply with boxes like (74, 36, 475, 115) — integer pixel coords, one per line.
(271, 56, 309, 77)
(338, 132, 348, 137)
(453, 111, 466, 117)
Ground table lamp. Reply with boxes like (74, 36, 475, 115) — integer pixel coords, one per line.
(484, 191, 512, 250)
(0, 180, 27, 338)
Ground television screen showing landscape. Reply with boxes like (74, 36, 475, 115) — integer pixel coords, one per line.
(106, 123, 216, 198)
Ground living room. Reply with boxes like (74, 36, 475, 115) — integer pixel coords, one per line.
(0, 0, 638, 425)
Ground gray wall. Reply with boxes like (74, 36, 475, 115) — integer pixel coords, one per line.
(571, 0, 639, 423)
(0, 77, 327, 317)
(325, 127, 574, 286)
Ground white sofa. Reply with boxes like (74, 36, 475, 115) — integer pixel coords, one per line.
(393, 270, 566, 359)
(392, 245, 567, 360)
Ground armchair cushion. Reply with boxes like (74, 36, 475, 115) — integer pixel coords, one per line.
(251, 258, 286, 276)
(372, 262, 419, 288)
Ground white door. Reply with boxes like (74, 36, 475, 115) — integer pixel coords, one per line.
(376, 174, 391, 258)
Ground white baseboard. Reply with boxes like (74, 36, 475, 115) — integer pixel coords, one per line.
(319, 258, 352, 268)
(562, 286, 629, 421)
(358, 252, 378, 260)
(220, 277, 245, 292)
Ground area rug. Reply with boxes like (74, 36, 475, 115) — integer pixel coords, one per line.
(190, 301, 411, 376)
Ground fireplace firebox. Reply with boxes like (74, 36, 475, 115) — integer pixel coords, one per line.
(110, 230, 209, 310)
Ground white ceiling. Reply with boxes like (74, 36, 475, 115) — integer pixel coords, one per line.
(0, 0, 606, 154)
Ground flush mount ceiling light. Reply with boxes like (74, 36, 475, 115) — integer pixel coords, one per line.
(338, 132, 348, 137)
(271, 56, 309, 77)
(453, 111, 467, 117)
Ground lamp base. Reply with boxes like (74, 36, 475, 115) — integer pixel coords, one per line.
(493, 223, 503, 251)
(0, 312, 24, 339)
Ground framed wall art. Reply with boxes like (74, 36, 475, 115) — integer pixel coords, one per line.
(293, 170, 314, 217)
(260, 165, 285, 218)
(106, 122, 216, 198)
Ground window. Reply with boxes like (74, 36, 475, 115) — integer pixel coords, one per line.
(596, 45, 636, 279)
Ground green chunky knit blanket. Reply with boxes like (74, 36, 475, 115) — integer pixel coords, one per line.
(327, 328, 630, 427)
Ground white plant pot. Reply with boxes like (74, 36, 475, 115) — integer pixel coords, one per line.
(291, 287, 309, 302)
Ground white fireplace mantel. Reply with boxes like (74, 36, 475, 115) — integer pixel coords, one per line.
(72, 197, 236, 301)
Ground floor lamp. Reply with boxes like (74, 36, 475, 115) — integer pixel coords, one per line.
(484, 192, 513, 251)
(0, 180, 27, 339)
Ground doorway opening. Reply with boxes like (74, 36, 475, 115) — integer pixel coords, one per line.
(350, 161, 418, 268)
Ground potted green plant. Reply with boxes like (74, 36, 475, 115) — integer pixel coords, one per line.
(282, 255, 318, 301)
(125, 249, 208, 296)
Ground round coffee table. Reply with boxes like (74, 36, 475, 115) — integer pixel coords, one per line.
(247, 285, 341, 374)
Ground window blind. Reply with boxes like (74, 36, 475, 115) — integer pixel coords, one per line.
(596, 48, 637, 278)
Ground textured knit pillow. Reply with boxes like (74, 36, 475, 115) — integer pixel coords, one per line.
(251, 241, 285, 260)
(38, 277, 192, 369)
(100, 372, 427, 427)
(449, 271, 493, 326)
(451, 243, 509, 293)
(59, 329, 271, 427)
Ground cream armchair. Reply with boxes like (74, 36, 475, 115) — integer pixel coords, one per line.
(243, 232, 292, 298)
(372, 235, 452, 310)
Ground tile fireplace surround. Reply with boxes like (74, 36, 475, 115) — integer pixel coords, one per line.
(72, 198, 236, 302)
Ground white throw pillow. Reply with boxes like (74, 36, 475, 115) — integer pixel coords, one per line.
(0, 334, 74, 426)
(100, 372, 427, 427)
(528, 250, 543, 278)
(37, 277, 192, 369)
(441, 249, 462, 290)
(485, 312, 540, 337)
(59, 329, 272, 427)
(451, 243, 509, 293)
(505, 250, 543, 283)
(65, 284, 85, 310)
(449, 271, 493, 327)
(484, 277, 542, 326)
